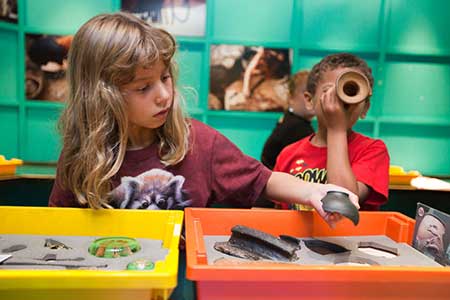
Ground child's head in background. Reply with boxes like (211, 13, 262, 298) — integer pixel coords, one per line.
(304, 53, 374, 131)
(288, 70, 315, 121)
(59, 12, 190, 208)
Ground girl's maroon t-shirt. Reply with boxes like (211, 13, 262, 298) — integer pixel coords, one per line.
(49, 119, 272, 209)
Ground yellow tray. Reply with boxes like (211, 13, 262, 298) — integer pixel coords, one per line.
(389, 165, 420, 185)
(0, 155, 23, 175)
(0, 206, 183, 300)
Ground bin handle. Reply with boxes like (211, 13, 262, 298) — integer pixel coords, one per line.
(193, 219, 208, 264)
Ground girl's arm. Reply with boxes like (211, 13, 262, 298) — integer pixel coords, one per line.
(264, 171, 360, 226)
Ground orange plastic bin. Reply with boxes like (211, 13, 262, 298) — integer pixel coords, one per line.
(185, 208, 450, 300)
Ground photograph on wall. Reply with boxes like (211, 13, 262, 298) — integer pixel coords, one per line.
(121, 0, 206, 37)
(209, 45, 291, 112)
(25, 34, 72, 102)
(0, 0, 17, 23)
(412, 203, 450, 266)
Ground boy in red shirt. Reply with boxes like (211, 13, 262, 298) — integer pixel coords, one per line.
(274, 53, 389, 211)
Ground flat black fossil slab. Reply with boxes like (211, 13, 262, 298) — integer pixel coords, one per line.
(214, 225, 300, 262)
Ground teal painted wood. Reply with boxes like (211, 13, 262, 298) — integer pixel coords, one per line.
(382, 60, 450, 119)
(0, 106, 19, 158)
(0, 20, 18, 31)
(23, 106, 62, 162)
(23, 0, 116, 34)
(207, 114, 278, 160)
(0, 30, 18, 100)
(0, 0, 449, 174)
(297, 0, 381, 52)
(387, 0, 450, 56)
(17, 0, 26, 158)
(176, 42, 205, 111)
(212, 0, 294, 44)
(380, 123, 450, 176)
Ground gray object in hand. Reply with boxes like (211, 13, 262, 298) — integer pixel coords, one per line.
(321, 191, 360, 225)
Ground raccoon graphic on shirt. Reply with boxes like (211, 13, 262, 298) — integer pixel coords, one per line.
(110, 168, 192, 210)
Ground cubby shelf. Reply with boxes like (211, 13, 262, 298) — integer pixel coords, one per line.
(24, 100, 65, 109)
(0, 21, 18, 31)
(176, 37, 206, 44)
(0, 101, 19, 107)
(210, 39, 293, 49)
(206, 110, 282, 120)
(379, 116, 450, 128)
(22, 26, 75, 36)
(0, 0, 449, 175)
(298, 44, 380, 55)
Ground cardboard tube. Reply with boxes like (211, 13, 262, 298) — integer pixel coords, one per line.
(336, 70, 372, 104)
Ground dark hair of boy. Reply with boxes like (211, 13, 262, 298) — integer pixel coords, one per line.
(306, 53, 374, 96)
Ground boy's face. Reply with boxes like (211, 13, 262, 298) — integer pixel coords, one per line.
(305, 67, 370, 131)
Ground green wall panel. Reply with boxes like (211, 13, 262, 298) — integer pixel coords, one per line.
(311, 119, 374, 138)
(295, 53, 379, 76)
(0, 30, 17, 101)
(382, 60, 450, 119)
(176, 42, 204, 110)
(0, 0, 449, 175)
(352, 121, 375, 138)
(388, 0, 450, 55)
(298, 0, 381, 51)
(380, 123, 450, 175)
(0, 106, 19, 158)
(208, 115, 276, 160)
(212, 0, 293, 43)
(24, 0, 116, 33)
(24, 107, 61, 161)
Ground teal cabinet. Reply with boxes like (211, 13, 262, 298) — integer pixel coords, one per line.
(0, 30, 18, 101)
(177, 42, 205, 111)
(212, 0, 293, 44)
(0, 0, 449, 175)
(380, 123, 450, 176)
(208, 113, 279, 159)
(387, 0, 450, 55)
(0, 107, 19, 158)
(23, 106, 62, 161)
(298, 0, 381, 52)
(24, 0, 116, 34)
(382, 60, 450, 120)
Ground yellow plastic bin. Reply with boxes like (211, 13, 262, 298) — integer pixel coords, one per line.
(0, 206, 183, 300)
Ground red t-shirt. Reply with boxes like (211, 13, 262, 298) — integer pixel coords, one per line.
(49, 119, 272, 209)
(274, 132, 389, 211)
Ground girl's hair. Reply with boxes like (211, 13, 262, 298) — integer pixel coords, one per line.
(288, 70, 309, 97)
(306, 53, 374, 96)
(59, 12, 190, 208)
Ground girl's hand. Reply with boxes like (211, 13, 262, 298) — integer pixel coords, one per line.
(308, 183, 360, 228)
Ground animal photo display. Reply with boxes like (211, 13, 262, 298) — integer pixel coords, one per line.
(412, 203, 450, 266)
(121, 0, 206, 37)
(25, 34, 72, 102)
(209, 45, 291, 112)
(0, 0, 17, 23)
